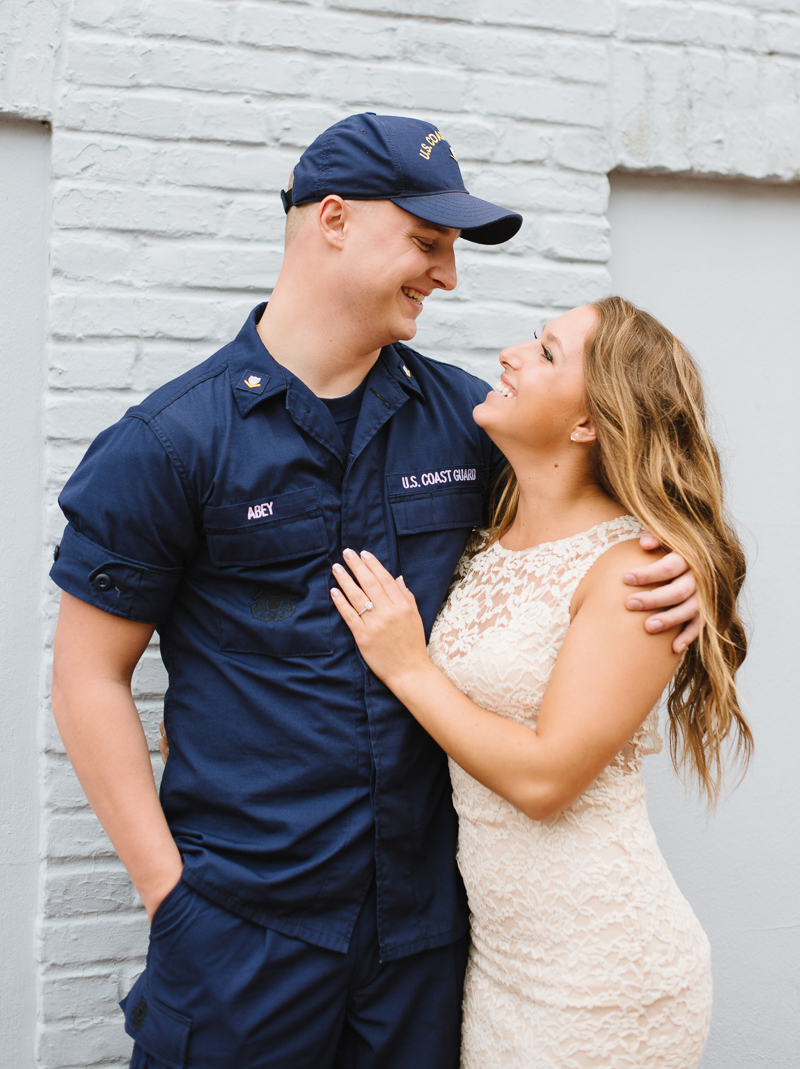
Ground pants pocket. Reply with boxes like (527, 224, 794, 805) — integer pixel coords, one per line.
(149, 875, 190, 938)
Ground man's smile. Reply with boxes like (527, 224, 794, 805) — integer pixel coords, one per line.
(402, 286, 428, 306)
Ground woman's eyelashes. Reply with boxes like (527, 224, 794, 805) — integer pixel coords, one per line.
(534, 331, 553, 362)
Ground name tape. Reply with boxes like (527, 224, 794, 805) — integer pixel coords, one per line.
(247, 501, 274, 520)
(390, 467, 479, 493)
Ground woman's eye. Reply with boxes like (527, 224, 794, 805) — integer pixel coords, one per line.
(416, 239, 433, 252)
(543, 347, 554, 363)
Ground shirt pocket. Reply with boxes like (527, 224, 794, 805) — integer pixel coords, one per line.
(204, 488, 333, 658)
(389, 486, 484, 633)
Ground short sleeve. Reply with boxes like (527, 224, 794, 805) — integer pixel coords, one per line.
(50, 414, 199, 624)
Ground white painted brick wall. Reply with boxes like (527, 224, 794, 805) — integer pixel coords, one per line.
(0, 0, 797, 1064)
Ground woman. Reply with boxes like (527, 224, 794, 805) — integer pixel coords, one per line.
(330, 296, 751, 1069)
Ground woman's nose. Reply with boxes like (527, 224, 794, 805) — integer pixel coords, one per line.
(499, 344, 523, 367)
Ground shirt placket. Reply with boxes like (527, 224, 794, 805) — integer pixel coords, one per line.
(341, 360, 415, 954)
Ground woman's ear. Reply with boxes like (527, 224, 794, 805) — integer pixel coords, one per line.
(317, 195, 348, 249)
(569, 416, 596, 444)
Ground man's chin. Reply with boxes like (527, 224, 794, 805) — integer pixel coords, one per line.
(380, 315, 418, 350)
(395, 318, 418, 342)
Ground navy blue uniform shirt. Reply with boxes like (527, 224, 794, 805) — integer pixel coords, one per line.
(51, 305, 503, 961)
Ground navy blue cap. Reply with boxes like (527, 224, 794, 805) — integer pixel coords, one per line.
(281, 113, 522, 246)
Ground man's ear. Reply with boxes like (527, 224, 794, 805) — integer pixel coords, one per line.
(569, 415, 596, 444)
(317, 195, 348, 250)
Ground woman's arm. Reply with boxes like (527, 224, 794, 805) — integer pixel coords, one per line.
(332, 543, 681, 820)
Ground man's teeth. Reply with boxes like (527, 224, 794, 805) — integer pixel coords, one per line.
(402, 287, 425, 304)
(494, 382, 515, 398)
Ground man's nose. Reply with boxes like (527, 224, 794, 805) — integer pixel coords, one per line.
(432, 248, 457, 292)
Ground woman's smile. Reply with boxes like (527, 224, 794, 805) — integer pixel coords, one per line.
(493, 374, 517, 399)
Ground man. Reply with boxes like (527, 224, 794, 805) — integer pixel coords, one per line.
(50, 114, 700, 1069)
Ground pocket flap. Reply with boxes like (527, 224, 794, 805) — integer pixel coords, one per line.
(390, 488, 483, 535)
(121, 979, 191, 1069)
(204, 488, 326, 564)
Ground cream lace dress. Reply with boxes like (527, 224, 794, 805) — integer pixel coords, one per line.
(428, 517, 712, 1069)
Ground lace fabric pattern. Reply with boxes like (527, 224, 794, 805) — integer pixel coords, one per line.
(428, 517, 711, 1069)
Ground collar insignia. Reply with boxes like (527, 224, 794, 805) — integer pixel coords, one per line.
(237, 371, 268, 394)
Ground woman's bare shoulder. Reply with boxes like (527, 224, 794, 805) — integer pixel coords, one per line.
(571, 537, 668, 616)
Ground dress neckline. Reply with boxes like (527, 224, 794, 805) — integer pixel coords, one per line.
(491, 514, 641, 557)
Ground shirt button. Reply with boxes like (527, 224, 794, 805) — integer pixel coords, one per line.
(95, 573, 111, 591)
(53, 544, 60, 561)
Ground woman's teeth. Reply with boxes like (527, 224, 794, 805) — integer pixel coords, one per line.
(494, 381, 516, 398)
(402, 287, 425, 305)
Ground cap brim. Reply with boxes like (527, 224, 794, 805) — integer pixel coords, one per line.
(389, 191, 522, 245)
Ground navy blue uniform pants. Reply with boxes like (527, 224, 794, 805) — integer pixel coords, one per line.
(122, 877, 468, 1069)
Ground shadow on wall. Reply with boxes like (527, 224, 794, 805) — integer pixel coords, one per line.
(609, 171, 800, 1069)
(0, 114, 51, 1069)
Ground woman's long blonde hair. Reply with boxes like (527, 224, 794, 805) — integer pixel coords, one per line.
(489, 296, 751, 803)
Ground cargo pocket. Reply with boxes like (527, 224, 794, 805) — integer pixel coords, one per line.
(121, 975, 192, 1069)
(204, 488, 333, 657)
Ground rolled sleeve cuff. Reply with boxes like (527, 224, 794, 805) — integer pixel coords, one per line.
(50, 524, 183, 625)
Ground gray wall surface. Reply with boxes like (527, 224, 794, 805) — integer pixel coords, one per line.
(0, 116, 50, 1069)
(609, 172, 800, 1069)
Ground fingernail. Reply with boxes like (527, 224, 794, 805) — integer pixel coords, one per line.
(628, 598, 643, 610)
(623, 573, 637, 585)
(343, 548, 355, 560)
(361, 550, 373, 560)
(648, 619, 664, 632)
(330, 588, 341, 597)
(332, 563, 344, 573)
(397, 575, 406, 588)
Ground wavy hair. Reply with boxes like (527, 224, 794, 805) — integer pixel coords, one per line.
(488, 296, 751, 803)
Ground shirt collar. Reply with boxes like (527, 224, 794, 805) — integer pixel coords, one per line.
(383, 343, 426, 401)
(229, 304, 289, 417)
(229, 304, 428, 417)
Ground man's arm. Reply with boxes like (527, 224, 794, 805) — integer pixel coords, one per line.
(51, 591, 182, 921)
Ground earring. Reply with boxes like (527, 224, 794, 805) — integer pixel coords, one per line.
(570, 432, 579, 442)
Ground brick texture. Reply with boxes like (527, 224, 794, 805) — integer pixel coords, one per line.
(0, 0, 797, 1063)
